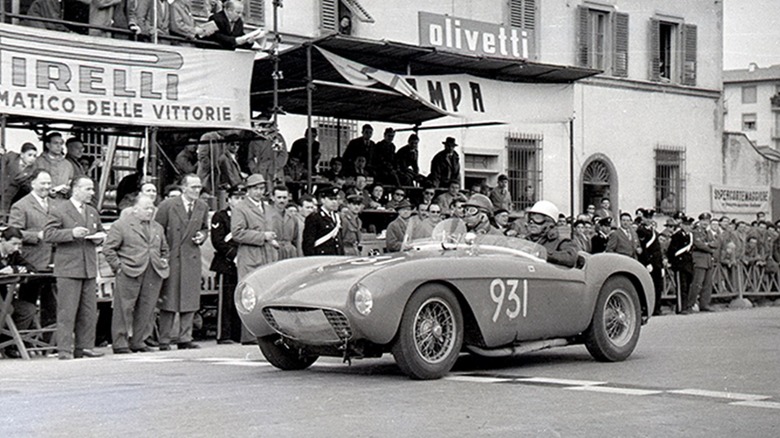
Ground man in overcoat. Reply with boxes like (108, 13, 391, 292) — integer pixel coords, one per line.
(154, 174, 209, 350)
(43, 176, 104, 360)
(230, 174, 278, 281)
(103, 195, 170, 354)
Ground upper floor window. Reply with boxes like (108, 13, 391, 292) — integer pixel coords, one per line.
(576, 5, 629, 77)
(743, 113, 757, 131)
(742, 86, 757, 104)
(650, 17, 697, 85)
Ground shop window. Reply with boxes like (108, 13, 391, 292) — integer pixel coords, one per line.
(507, 133, 543, 211)
(576, 5, 629, 76)
(655, 146, 686, 215)
(742, 86, 757, 104)
(650, 17, 697, 85)
(742, 113, 757, 131)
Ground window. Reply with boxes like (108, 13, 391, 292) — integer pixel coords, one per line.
(316, 117, 357, 172)
(510, 0, 537, 30)
(507, 133, 543, 211)
(321, 0, 374, 34)
(655, 146, 686, 215)
(742, 86, 757, 104)
(742, 113, 757, 131)
(577, 6, 629, 76)
(650, 18, 697, 85)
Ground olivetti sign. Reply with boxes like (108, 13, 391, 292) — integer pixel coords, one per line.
(418, 12, 535, 60)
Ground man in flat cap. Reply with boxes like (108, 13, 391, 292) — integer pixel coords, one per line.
(303, 186, 344, 256)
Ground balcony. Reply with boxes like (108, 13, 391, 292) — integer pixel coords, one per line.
(771, 93, 780, 111)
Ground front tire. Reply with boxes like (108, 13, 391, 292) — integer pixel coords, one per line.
(392, 284, 463, 380)
(584, 276, 642, 362)
(258, 335, 319, 370)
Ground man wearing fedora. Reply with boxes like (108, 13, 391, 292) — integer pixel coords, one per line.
(231, 174, 279, 280)
(429, 137, 460, 188)
(385, 199, 413, 252)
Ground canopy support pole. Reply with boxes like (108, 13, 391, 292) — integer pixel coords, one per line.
(306, 43, 313, 193)
(569, 116, 575, 230)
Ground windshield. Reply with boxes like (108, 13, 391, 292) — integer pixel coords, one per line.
(407, 218, 548, 261)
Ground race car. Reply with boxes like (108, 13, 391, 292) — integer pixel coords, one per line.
(236, 219, 655, 380)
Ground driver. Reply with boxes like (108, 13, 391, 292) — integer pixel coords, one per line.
(462, 194, 503, 235)
(525, 200, 578, 268)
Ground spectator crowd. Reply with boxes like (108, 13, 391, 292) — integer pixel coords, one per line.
(1, 125, 776, 360)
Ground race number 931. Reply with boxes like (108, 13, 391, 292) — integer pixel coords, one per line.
(489, 278, 528, 322)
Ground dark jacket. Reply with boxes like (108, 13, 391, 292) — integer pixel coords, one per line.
(207, 10, 253, 50)
(210, 208, 238, 274)
(527, 227, 578, 268)
(303, 209, 344, 256)
(667, 229, 694, 274)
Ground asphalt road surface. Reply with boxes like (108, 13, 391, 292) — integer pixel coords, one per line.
(2, 305, 779, 437)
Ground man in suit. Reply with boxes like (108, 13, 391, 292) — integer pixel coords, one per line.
(606, 212, 641, 259)
(667, 216, 695, 314)
(303, 186, 344, 256)
(43, 176, 104, 360)
(231, 174, 278, 280)
(8, 169, 56, 333)
(590, 216, 612, 254)
(690, 212, 719, 312)
(154, 174, 209, 350)
(342, 124, 375, 172)
(210, 186, 245, 344)
(207, 0, 256, 50)
(103, 195, 170, 354)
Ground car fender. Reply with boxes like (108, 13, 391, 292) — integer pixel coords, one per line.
(581, 252, 655, 321)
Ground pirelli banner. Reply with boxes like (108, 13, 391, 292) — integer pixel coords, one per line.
(711, 184, 770, 213)
(0, 23, 253, 129)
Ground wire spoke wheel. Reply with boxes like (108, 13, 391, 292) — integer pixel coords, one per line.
(585, 276, 642, 362)
(413, 298, 456, 363)
(393, 285, 463, 379)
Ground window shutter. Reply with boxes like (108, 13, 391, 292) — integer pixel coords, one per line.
(613, 12, 629, 77)
(682, 24, 697, 86)
(576, 6, 590, 68)
(649, 18, 661, 81)
(245, 0, 265, 27)
(509, 0, 535, 30)
(321, 0, 338, 31)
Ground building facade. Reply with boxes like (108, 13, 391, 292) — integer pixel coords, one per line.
(253, 0, 725, 218)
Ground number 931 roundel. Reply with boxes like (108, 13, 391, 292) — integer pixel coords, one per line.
(237, 219, 655, 380)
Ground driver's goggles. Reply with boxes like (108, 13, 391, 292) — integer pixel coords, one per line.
(529, 214, 548, 225)
(465, 206, 480, 216)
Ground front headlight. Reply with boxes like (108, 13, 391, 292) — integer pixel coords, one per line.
(237, 283, 257, 313)
(353, 284, 373, 316)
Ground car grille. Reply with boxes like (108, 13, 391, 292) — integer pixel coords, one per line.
(262, 306, 353, 344)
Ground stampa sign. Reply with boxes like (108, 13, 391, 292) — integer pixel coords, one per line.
(418, 11, 535, 60)
(0, 23, 253, 129)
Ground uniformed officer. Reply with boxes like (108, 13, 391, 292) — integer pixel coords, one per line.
(303, 186, 344, 256)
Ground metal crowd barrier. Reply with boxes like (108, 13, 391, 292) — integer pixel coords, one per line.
(661, 263, 780, 303)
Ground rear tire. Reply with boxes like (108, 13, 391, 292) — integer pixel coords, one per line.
(258, 335, 319, 370)
(584, 276, 642, 362)
(392, 284, 463, 380)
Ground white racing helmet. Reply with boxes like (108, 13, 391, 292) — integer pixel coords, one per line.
(527, 200, 560, 223)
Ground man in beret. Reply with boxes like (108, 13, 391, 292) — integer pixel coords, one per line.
(386, 199, 414, 252)
(303, 186, 344, 256)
